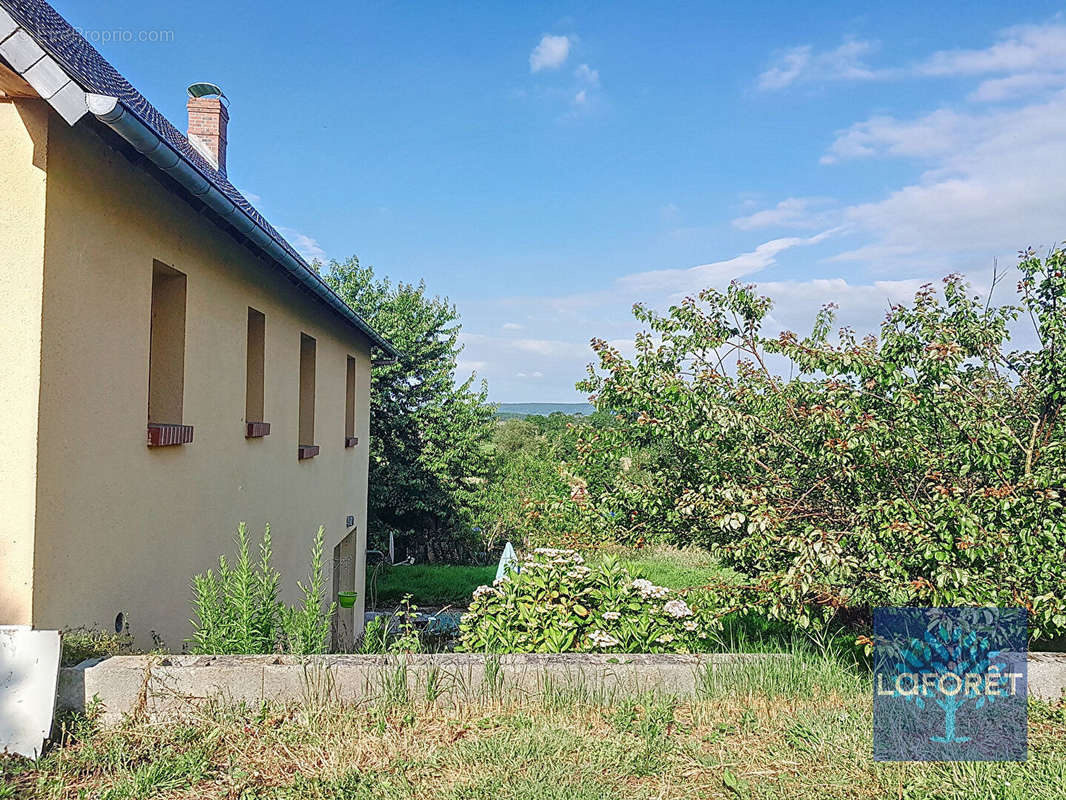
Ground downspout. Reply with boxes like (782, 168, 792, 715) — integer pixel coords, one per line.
(85, 94, 399, 359)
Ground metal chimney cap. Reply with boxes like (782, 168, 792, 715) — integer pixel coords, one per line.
(187, 82, 229, 106)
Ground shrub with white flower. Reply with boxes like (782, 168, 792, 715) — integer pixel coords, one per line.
(662, 599, 693, 618)
(458, 548, 723, 653)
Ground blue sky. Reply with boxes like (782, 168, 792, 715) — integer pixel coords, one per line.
(60, 0, 1066, 401)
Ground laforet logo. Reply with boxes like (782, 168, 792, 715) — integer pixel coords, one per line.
(873, 608, 1028, 762)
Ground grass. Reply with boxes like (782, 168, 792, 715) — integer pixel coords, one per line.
(368, 563, 495, 609)
(5, 649, 1065, 799)
(59, 628, 137, 667)
(593, 545, 742, 591)
(367, 546, 736, 610)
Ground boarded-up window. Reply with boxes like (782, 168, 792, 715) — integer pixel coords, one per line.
(299, 333, 316, 447)
(246, 308, 265, 422)
(148, 261, 187, 424)
(345, 355, 357, 441)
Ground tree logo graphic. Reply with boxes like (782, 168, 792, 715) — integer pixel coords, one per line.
(873, 607, 1027, 762)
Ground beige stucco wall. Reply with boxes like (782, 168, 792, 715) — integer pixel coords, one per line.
(0, 99, 49, 625)
(1, 100, 370, 649)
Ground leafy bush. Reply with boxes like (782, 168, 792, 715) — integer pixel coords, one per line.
(190, 523, 335, 655)
(573, 247, 1066, 640)
(458, 548, 723, 653)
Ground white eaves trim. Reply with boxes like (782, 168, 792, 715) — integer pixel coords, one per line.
(0, 6, 17, 41)
(0, 12, 88, 125)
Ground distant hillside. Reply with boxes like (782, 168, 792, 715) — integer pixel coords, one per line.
(494, 402, 595, 419)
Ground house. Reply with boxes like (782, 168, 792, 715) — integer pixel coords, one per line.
(0, 0, 398, 650)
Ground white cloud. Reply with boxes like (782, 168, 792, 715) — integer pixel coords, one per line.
(465, 237, 807, 397)
(760, 22, 1066, 96)
(758, 38, 882, 90)
(822, 91, 1066, 262)
(278, 227, 326, 262)
(573, 89, 588, 105)
(530, 34, 570, 72)
(914, 23, 1066, 78)
(511, 338, 576, 358)
(457, 359, 487, 374)
(969, 72, 1066, 102)
(617, 230, 839, 295)
(821, 109, 972, 163)
(757, 46, 811, 91)
(502, 322, 523, 331)
(732, 197, 837, 230)
(575, 63, 600, 86)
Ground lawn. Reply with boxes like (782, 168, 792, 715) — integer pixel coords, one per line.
(365, 547, 734, 610)
(367, 564, 495, 609)
(594, 546, 742, 591)
(6, 651, 1065, 799)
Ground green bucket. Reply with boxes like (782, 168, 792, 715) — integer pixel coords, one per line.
(337, 591, 358, 608)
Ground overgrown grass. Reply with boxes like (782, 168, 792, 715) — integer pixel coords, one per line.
(59, 628, 137, 667)
(368, 564, 494, 608)
(6, 653, 1064, 799)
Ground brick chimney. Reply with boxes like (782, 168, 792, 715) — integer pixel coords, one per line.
(186, 96, 229, 175)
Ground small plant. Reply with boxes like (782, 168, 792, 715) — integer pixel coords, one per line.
(358, 615, 393, 654)
(356, 595, 424, 654)
(482, 654, 505, 698)
(281, 526, 336, 655)
(378, 660, 410, 708)
(421, 664, 449, 704)
(389, 596, 423, 653)
(459, 548, 723, 653)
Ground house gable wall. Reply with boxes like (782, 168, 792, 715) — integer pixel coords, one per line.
(27, 104, 369, 648)
(0, 98, 48, 625)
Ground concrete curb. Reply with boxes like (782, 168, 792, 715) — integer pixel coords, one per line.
(55, 652, 1066, 725)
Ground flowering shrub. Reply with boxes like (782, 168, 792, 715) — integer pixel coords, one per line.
(458, 548, 723, 653)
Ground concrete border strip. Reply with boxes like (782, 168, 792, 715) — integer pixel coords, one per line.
(54, 652, 1066, 726)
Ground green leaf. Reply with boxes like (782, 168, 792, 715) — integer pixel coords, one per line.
(722, 769, 750, 798)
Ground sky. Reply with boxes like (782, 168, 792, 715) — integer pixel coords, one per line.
(58, 0, 1066, 401)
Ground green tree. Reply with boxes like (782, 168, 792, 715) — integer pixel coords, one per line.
(478, 415, 580, 550)
(326, 256, 496, 561)
(572, 247, 1066, 640)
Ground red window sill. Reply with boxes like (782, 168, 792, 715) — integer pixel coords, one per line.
(246, 421, 271, 438)
(147, 423, 194, 447)
(298, 444, 320, 460)
(345, 436, 358, 448)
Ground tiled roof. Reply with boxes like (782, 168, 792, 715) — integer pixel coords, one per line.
(0, 0, 394, 353)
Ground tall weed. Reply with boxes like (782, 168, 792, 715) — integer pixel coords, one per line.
(190, 523, 334, 655)
(281, 526, 336, 655)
